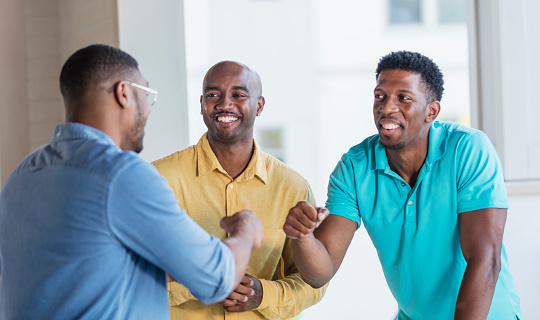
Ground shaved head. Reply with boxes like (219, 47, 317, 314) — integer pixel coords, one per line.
(203, 61, 262, 97)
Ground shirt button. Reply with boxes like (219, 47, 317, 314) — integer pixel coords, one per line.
(229, 184, 233, 189)
(408, 200, 413, 205)
(401, 182, 405, 186)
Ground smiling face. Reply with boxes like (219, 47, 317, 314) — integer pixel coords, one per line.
(373, 69, 438, 151)
(200, 62, 264, 145)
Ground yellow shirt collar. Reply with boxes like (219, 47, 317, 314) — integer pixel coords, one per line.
(196, 133, 268, 184)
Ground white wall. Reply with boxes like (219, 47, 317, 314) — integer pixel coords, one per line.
(471, 1, 540, 315)
(471, 0, 540, 181)
(117, 0, 189, 163)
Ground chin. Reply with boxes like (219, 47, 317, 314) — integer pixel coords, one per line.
(380, 140, 406, 151)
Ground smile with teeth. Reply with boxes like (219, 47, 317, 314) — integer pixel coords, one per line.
(382, 123, 400, 130)
(217, 115, 238, 123)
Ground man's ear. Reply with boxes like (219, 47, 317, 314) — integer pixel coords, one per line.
(256, 96, 265, 116)
(200, 95, 204, 115)
(114, 81, 130, 108)
(425, 100, 440, 123)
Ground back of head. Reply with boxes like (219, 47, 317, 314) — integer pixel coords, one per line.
(375, 51, 444, 102)
(60, 44, 139, 119)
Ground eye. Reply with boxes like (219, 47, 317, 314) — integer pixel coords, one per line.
(399, 94, 412, 101)
(205, 92, 219, 99)
(374, 93, 384, 100)
(232, 93, 248, 98)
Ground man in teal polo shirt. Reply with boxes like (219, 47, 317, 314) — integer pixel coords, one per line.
(283, 51, 522, 319)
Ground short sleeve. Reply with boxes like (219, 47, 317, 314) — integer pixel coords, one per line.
(456, 131, 509, 213)
(107, 159, 235, 304)
(325, 155, 361, 229)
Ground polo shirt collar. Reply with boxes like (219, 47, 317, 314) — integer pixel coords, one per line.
(196, 133, 268, 184)
(373, 121, 447, 171)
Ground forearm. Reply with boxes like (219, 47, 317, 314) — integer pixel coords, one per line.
(222, 235, 256, 287)
(292, 233, 335, 288)
(454, 258, 501, 319)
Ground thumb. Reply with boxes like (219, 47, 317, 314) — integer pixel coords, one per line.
(315, 207, 330, 227)
(220, 215, 233, 229)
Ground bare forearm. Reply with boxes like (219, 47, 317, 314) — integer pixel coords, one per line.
(292, 234, 335, 288)
(220, 210, 263, 290)
(454, 259, 500, 319)
(222, 235, 256, 287)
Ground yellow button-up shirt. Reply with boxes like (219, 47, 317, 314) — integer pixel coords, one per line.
(153, 133, 327, 320)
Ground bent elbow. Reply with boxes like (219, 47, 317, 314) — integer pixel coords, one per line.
(489, 256, 502, 280)
(301, 275, 330, 289)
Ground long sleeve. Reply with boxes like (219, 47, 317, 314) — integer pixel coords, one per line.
(256, 236, 328, 319)
(255, 186, 328, 319)
(108, 160, 235, 305)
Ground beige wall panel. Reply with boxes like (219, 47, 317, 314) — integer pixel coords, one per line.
(25, 0, 59, 17)
(26, 36, 61, 58)
(26, 16, 59, 38)
(28, 79, 61, 101)
(30, 122, 56, 146)
(29, 101, 64, 123)
(0, 0, 30, 187)
(27, 57, 61, 80)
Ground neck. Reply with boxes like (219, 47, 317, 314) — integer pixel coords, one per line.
(386, 139, 429, 187)
(68, 108, 123, 150)
(208, 136, 255, 179)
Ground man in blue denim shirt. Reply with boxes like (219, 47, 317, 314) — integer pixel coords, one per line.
(0, 44, 263, 319)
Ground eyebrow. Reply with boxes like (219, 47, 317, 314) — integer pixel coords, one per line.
(204, 86, 220, 93)
(374, 88, 415, 95)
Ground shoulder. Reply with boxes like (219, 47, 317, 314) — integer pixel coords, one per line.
(339, 134, 378, 167)
(434, 122, 496, 162)
(262, 152, 311, 187)
(152, 145, 197, 172)
(438, 121, 490, 145)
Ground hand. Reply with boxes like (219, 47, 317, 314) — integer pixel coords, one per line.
(221, 274, 263, 312)
(283, 201, 329, 239)
(221, 210, 264, 249)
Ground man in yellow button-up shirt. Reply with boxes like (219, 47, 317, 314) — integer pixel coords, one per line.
(153, 61, 327, 319)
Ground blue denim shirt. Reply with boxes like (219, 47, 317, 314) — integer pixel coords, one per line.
(0, 123, 234, 319)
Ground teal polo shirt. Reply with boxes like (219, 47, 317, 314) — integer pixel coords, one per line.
(326, 121, 522, 319)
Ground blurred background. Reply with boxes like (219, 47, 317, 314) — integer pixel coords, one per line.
(1, 0, 538, 318)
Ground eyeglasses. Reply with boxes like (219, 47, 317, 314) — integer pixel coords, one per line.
(109, 80, 159, 106)
(123, 81, 158, 106)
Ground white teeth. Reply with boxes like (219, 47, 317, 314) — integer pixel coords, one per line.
(217, 116, 238, 123)
(382, 123, 399, 130)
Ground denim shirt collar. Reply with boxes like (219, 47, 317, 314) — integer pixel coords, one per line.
(51, 122, 117, 147)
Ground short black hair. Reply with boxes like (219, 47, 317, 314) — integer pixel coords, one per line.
(60, 44, 139, 105)
(375, 51, 444, 102)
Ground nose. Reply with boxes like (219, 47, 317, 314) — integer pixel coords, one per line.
(216, 94, 233, 110)
(376, 96, 399, 115)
